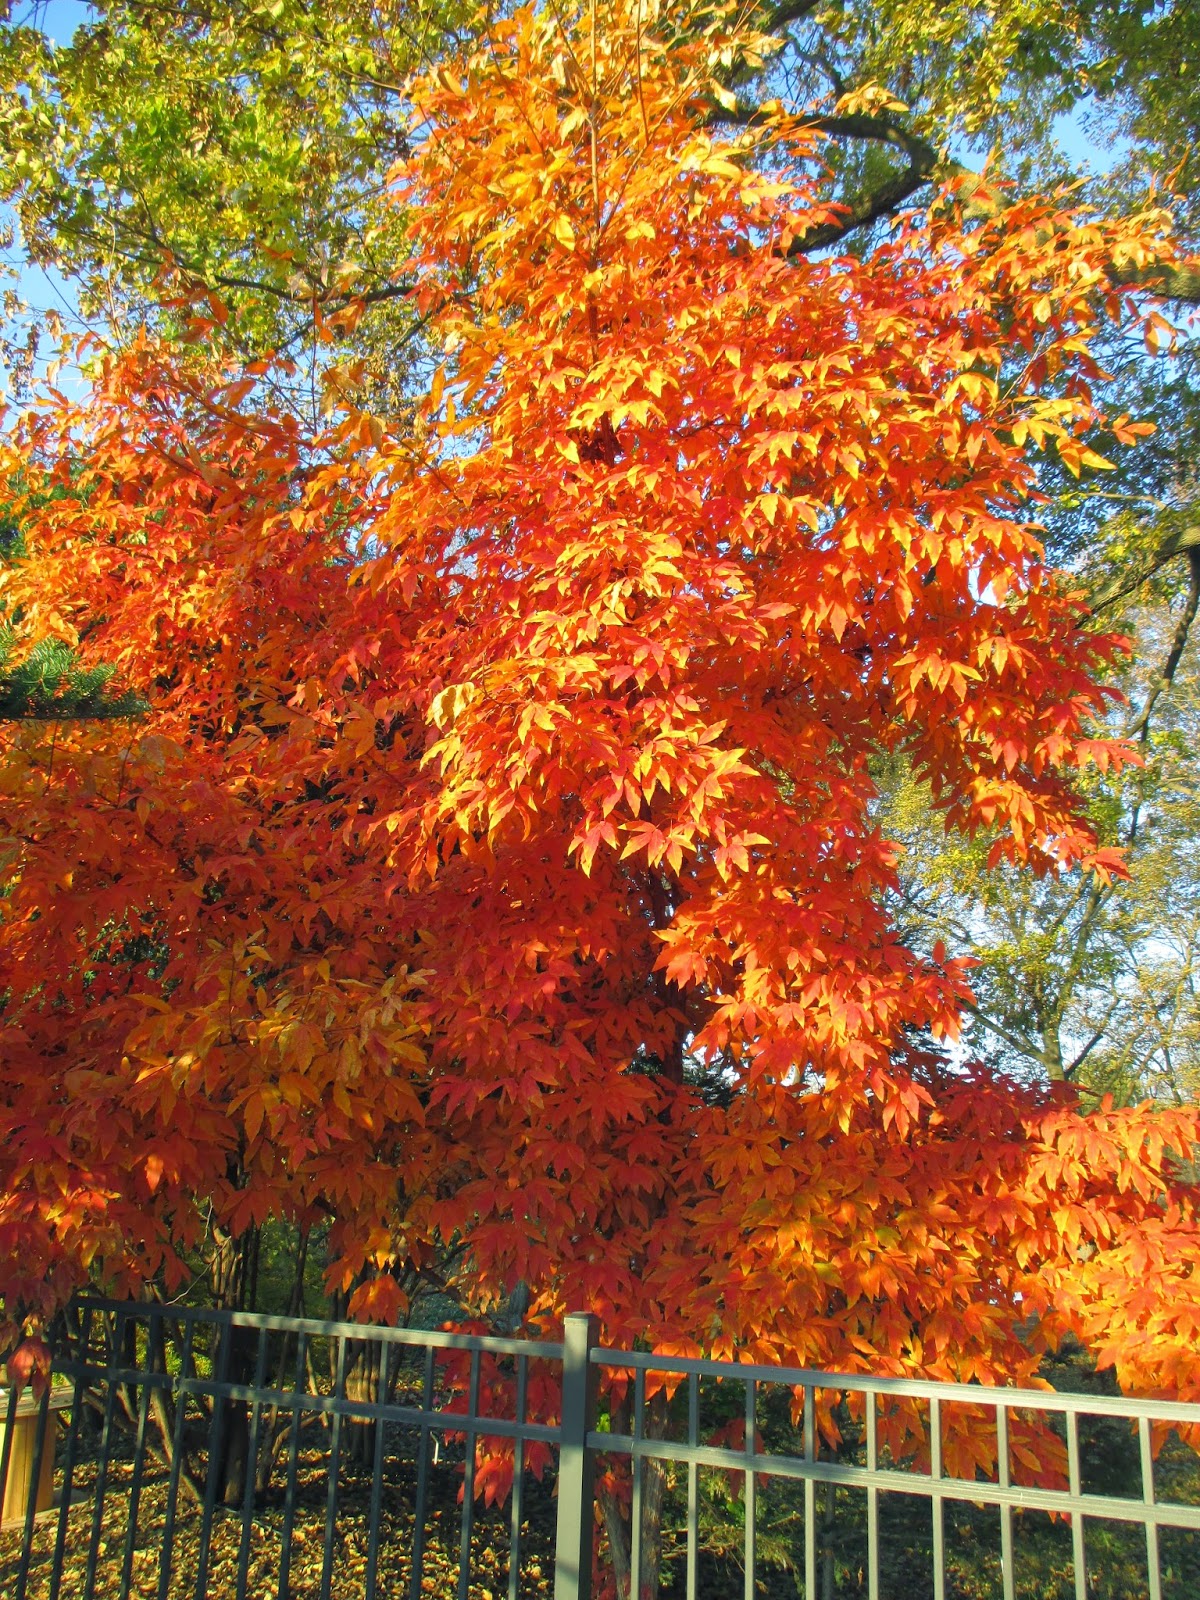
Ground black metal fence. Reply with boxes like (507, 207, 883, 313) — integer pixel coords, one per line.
(1, 1298, 562, 1600)
(2, 1300, 1199, 1600)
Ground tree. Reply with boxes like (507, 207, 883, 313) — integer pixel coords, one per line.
(2, 3, 1199, 1594)
(718, 1, 1200, 280)
(0, 347, 439, 1337)
(9, 3, 1199, 1118)
(709, 0, 1200, 1115)
(6, 0, 1198, 377)
(880, 586, 1200, 1102)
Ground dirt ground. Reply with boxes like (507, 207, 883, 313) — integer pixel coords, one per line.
(0, 1441, 559, 1600)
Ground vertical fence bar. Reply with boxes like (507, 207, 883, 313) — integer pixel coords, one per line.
(457, 1349, 481, 1600)
(804, 1385, 816, 1600)
(235, 1323, 271, 1599)
(997, 1403, 1015, 1600)
(743, 1378, 756, 1600)
(1067, 1411, 1087, 1600)
(408, 1344, 437, 1600)
(866, 1390, 879, 1600)
(508, 1355, 528, 1600)
(14, 1383, 53, 1600)
(687, 1374, 698, 1600)
(117, 1361, 153, 1600)
(930, 1396, 945, 1600)
(364, 1340, 390, 1600)
(158, 1314, 197, 1600)
(83, 1309, 124, 1600)
(193, 1310, 235, 1600)
(629, 1366, 645, 1600)
(553, 1313, 598, 1600)
(318, 1332, 348, 1600)
(276, 1329, 309, 1600)
(49, 1364, 89, 1600)
(1139, 1415, 1163, 1600)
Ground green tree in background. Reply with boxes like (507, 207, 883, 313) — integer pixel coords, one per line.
(880, 627, 1200, 1099)
(0, 490, 144, 721)
(0, 626, 143, 718)
(4, 2, 1198, 344)
(0, 0, 468, 409)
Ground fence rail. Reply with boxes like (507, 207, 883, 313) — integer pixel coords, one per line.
(0, 1299, 1197, 1600)
(586, 1344, 1200, 1600)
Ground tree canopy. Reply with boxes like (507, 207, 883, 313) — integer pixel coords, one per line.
(2, 0, 1197, 1419)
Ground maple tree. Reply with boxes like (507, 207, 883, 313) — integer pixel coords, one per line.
(2, 0, 1200, 1591)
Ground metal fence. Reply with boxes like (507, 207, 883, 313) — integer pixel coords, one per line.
(1, 1300, 1198, 1600)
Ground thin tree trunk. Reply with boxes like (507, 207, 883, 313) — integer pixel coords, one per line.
(210, 1224, 259, 1507)
(329, 1272, 382, 1468)
(821, 1480, 836, 1600)
(596, 1389, 671, 1600)
(258, 1227, 310, 1495)
(147, 1302, 205, 1505)
(344, 1335, 382, 1468)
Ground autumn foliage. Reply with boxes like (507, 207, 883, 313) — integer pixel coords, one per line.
(2, 0, 1198, 1471)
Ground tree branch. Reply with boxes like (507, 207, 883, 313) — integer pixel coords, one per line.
(1064, 1001, 1122, 1081)
(709, 91, 950, 251)
(788, 152, 941, 253)
(1124, 542, 1200, 744)
(961, 998, 1043, 1067)
(1107, 258, 1200, 307)
(757, 0, 825, 31)
(1090, 523, 1200, 618)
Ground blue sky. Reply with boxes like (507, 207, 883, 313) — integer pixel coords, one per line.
(26, 0, 89, 46)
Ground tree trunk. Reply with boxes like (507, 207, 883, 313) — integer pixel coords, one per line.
(596, 1389, 671, 1600)
(344, 1335, 383, 1469)
(1041, 1017, 1066, 1083)
(821, 1480, 836, 1600)
(209, 1224, 259, 1508)
(258, 1227, 310, 1495)
(329, 1274, 386, 1469)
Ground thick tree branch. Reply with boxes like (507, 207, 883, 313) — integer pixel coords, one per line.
(1090, 524, 1200, 616)
(961, 998, 1043, 1068)
(709, 94, 947, 250)
(713, 83, 1200, 284)
(788, 156, 938, 253)
(1107, 258, 1200, 306)
(757, 0, 824, 30)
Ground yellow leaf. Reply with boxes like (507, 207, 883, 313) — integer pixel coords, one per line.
(429, 681, 478, 728)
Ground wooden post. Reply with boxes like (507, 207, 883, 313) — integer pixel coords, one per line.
(0, 1389, 71, 1529)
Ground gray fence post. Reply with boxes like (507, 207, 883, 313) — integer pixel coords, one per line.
(554, 1312, 599, 1600)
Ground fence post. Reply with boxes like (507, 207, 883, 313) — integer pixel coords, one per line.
(554, 1312, 599, 1600)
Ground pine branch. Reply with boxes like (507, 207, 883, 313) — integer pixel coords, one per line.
(0, 631, 146, 722)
